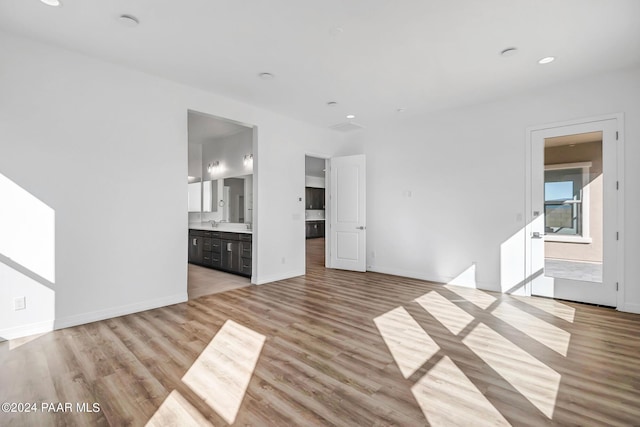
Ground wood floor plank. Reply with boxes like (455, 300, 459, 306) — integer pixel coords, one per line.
(0, 238, 639, 426)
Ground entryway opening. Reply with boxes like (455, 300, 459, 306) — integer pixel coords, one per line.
(304, 155, 327, 272)
(187, 110, 256, 299)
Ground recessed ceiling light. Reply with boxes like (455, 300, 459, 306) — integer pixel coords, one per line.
(119, 14, 140, 27)
(346, 114, 355, 119)
(538, 56, 555, 64)
(500, 47, 518, 57)
(40, 0, 61, 6)
(258, 72, 274, 80)
(397, 108, 406, 113)
(327, 101, 338, 107)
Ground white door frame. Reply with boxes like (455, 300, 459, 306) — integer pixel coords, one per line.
(524, 113, 625, 308)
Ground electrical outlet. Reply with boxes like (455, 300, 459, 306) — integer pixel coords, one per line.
(14, 296, 26, 311)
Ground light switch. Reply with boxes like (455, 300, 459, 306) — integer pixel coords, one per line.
(14, 296, 26, 311)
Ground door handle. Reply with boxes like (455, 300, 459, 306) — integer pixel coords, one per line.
(531, 232, 545, 239)
(356, 226, 366, 230)
(192, 239, 197, 245)
(226, 242, 232, 252)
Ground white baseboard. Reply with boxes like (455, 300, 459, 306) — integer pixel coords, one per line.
(367, 265, 499, 292)
(368, 265, 448, 284)
(618, 302, 640, 314)
(255, 269, 305, 285)
(0, 320, 55, 342)
(54, 293, 188, 330)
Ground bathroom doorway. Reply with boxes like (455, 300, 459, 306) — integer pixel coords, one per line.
(187, 110, 257, 298)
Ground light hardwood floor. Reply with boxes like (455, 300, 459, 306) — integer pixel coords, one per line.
(1, 238, 639, 426)
(188, 264, 251, 300)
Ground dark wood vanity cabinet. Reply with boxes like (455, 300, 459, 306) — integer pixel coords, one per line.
(305, 220, 325, 239)
(305, 187, 325, 210)
(239, 234, 252, 276)
(189, 229, 251, 277)
(220, 236, 240, 272)
(189, 231, 205, 264)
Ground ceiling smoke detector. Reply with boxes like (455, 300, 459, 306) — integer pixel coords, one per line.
(327, 101, 338, 107)
(258, 72, 274, 80)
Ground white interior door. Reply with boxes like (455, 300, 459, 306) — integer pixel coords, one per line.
(330, 154, 366, 272)
(527, 118, 618, 306)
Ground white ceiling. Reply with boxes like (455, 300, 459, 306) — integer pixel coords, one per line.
(305, 156, 326, 178)
(1, 1, 639, 129)
(545, 131, 602, 148)
(188, 111, 251, 146)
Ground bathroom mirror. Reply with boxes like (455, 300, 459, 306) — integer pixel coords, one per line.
(187, 178, 201, 212)
(220, 174, 253, 223)
(202, 179, 218, 212)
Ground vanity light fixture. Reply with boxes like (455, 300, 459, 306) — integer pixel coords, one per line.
(243, 154, 254, 167)
(207, 161, 220, 173)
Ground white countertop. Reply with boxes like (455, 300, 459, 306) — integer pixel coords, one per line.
(305, 218, 325, 221)
(189, 223, 253, 234)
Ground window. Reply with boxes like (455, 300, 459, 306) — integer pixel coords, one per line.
(544, 162, 592, 243)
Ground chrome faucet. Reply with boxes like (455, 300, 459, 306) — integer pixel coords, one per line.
(210, 220, 219, 228)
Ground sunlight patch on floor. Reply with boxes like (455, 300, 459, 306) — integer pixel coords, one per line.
(411, 356, 510, 426)
(182, 320, 265, 424)
(443, 285, 497, 310)
(492, 302, 571, 356)
(146, 390, 212, 427)
(463, 322, 560, 418)
(8, 332, 48, 350)
(511, 295, 576, 323)
(415, 291, 474, 335)
(374, 306, 440, 379)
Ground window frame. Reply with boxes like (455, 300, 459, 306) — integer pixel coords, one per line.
(544, 161, 593, 244)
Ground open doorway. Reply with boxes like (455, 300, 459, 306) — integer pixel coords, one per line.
(187, 110, 256, 299)
(305, 155, 327, 272)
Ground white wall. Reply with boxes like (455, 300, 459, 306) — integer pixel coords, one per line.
(351, 65, 640, 313)
(201, 128, 253, 182)
(199, 128, 253, 223)
(0, 32, 353, 339)
(187, 143, 202, 178)
(305, 175, 325, 188)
